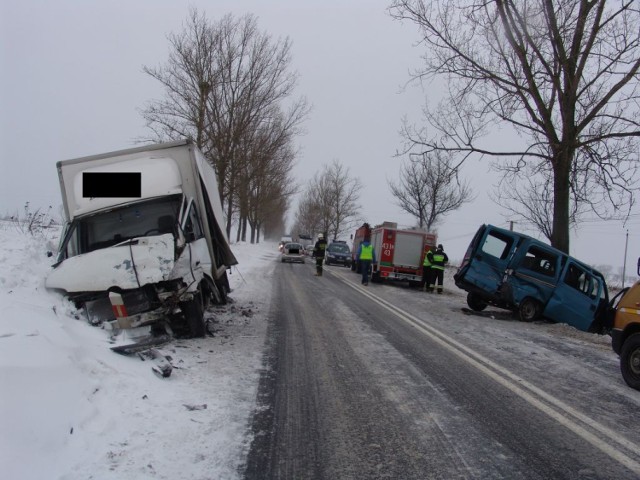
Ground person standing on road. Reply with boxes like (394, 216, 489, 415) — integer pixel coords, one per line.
(313, 233, 328, 276)
(422, 248, 433, 292)
(427, 244, 449, 294)
(356, 236, 376, 285)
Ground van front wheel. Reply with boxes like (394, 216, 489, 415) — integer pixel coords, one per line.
(519, 298, 541, 322)
(620, 333, 640, 390)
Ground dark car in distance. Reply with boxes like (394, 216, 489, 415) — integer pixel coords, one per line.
(325, 241, 352, 267)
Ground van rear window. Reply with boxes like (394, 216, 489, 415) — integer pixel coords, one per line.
(481, 231, 513, 260)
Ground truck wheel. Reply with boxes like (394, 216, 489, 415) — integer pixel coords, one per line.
(201, 277, 221, 310)
(620, 333, 640, 390)
(211, 271, 230, 305)
(519, 298, 541, 322)
(467, 293, 488, 312)
(180, 289, 206, 338)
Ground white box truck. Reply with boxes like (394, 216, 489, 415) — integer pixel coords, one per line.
(46, 139, 237, 344)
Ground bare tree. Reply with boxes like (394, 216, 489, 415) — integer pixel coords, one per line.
(389, 151, 473, 230)
(321, 161, 363, 241)
(141, 9, 309, 236)
(491, 161, 585, 242)
(293, 188, 324, 239)
(390, 0, 640, 253)
(245, 121, 299, 243)
(296, 160, 362, 241)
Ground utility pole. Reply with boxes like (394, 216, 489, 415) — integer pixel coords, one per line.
(622, 229, 629, 289)
(509, 220, 515, 231)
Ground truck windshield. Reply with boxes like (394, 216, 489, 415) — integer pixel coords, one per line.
(62, 195, 182, 258)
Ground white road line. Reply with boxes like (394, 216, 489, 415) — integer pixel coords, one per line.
(336, 273, 640, 475)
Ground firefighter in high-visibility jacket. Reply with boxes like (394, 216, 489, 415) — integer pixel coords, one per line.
(427, 244, 449, 294)
(422, 249, 433, 292)
(356, 237, 376, 286)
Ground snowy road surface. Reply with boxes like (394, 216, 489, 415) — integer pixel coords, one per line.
(3, 228, 640, 480)
(243, 259, 640, 479)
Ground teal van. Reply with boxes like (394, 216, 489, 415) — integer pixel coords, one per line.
(454, 224, 609, 332)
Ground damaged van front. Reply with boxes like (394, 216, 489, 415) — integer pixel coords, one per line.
(45, 140, 237, 346)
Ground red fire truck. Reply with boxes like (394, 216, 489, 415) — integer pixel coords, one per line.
(369, 222, 437, 284)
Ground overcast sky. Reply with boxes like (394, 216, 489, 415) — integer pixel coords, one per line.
(1, 0, 638, 272)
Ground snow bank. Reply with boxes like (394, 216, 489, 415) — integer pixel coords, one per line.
(0, 223, 277, 480)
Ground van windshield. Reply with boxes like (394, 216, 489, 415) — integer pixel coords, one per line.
(62, 195, 182, 258)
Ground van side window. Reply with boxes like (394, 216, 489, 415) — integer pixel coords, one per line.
(183, 204, 204, 243)
(564, 263, 596, 298)
(522, 246, 557, 277)
(481, 231, 513, 260)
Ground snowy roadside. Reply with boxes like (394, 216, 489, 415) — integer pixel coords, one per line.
(0, 225, 278, 480)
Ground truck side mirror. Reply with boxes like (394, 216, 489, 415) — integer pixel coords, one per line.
(637, 257, 640, 277)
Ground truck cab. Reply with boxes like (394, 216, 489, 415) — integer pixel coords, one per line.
(610, 258, 640, 390)
(45, 140, 237, 344)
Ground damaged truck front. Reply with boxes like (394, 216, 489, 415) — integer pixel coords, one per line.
(45, 139, 238, 343)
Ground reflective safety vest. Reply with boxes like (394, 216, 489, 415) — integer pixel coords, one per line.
(431, 252, 447, 270)
(423, 253, 432, 267)
(360, 244, 373, 260)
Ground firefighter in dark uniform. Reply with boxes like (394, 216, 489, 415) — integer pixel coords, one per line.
(313, 233, 328, 276)
(427, 244, 449, 293)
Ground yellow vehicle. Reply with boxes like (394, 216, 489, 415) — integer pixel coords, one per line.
(610, 259, 640, 390)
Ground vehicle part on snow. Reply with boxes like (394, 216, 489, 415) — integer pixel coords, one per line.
(138, 348, 174, 378)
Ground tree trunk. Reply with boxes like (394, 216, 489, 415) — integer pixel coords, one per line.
(550, 153, 571, 253)
(241, 216, 248, 242)
(226, 180, 234, 238)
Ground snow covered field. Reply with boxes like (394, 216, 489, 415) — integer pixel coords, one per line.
(0, 222, 276, 480)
